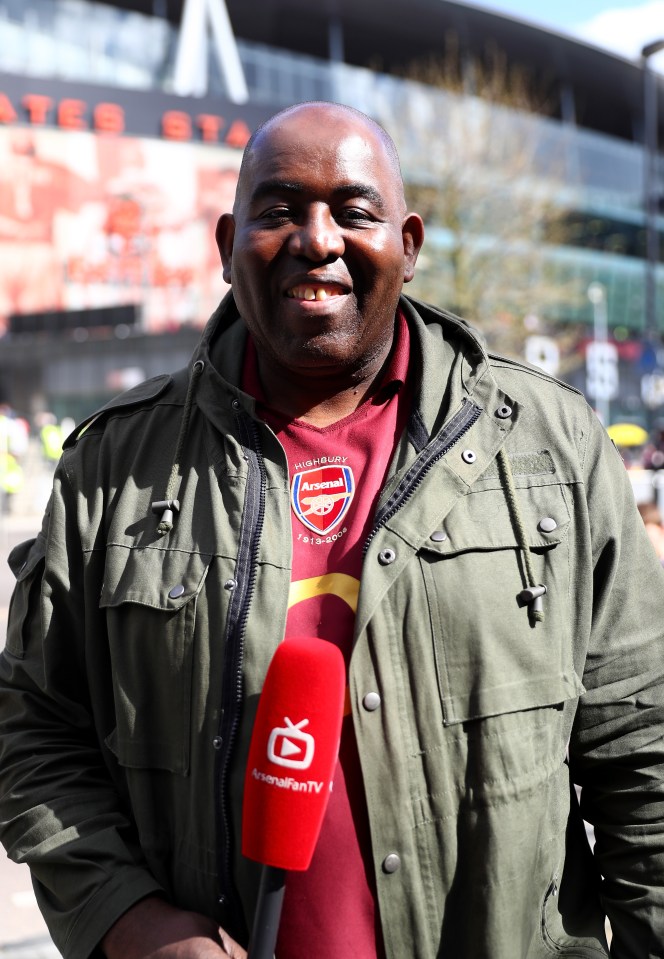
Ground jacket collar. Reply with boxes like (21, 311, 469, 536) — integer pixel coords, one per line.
(191, 290, 520, 469)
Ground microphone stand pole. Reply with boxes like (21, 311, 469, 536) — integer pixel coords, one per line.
(247, 865, 286, 959)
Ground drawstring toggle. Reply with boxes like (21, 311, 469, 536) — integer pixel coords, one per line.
(151, 357, 203, 538)
(517, 584, 547, 622)
(152, 499, 180, 535)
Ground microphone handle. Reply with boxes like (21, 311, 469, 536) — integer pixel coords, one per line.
(247, 865, 287, 959)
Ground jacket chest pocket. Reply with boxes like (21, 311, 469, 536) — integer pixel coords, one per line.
(5, 533, 46, 660)
(417, 482, 583, 796)
(100, 544, 213, 775)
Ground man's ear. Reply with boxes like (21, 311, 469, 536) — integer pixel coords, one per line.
(402, 212, 425, 284)
(216, 213, 236, 285)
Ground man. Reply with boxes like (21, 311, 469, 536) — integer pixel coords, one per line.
(0, 101, 663, 959)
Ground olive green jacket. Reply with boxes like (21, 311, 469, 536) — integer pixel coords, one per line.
(1, 293, 663, 959)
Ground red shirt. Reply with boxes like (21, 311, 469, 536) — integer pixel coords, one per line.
(242, 314, 411, 958)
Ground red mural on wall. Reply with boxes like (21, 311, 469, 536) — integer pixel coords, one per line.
(0, 127, 241, 335)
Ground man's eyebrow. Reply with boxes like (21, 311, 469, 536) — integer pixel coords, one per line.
(249, 180, 387, 211)
(334, 183, 386, 210)
(249, 180, 304, 203)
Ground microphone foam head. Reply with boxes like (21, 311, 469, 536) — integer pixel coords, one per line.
(242, 636, 346, 870)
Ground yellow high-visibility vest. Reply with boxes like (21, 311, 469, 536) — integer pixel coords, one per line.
(0, 452, 23, 494)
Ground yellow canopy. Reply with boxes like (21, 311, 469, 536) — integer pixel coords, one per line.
(606, 423, 649, 447)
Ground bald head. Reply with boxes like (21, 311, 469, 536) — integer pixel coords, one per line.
(234, 101, 406, 214)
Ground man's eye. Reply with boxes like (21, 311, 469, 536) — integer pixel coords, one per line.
(339, 208, 372, 223)
(261, 207, 291, 221)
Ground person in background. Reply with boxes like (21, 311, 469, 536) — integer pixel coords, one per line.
(637, 499, 664, 565)
(0, 101, 663, 959)
(0, 397, 26, 513)
(35, 411, 64, 465)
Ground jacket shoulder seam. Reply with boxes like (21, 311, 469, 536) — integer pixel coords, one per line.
(488, 354, 584, 397)
(64, 373, 180, 448)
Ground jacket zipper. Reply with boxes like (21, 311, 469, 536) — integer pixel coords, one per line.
(215, 411, 266, 939)
(364, 398, 483, 554)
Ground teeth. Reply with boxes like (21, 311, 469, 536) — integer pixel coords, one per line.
(288, 285, 341, 300)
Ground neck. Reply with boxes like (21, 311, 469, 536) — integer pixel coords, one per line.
(257, 350, 392, 428)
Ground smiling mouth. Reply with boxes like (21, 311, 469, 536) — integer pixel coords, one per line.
(286, 284, 346, 301)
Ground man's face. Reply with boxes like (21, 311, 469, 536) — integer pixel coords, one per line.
(217, 107, 424, 384)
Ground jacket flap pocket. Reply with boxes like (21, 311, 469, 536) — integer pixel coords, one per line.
(417, 482, 581, 727)
(5, 535, 47, 660)
(100, 545, 213, 774)
(8, 535, 46, 581)
(421, 484, 570, 557)
(444, 671, 584, 725)
(100, 545, 213, 611)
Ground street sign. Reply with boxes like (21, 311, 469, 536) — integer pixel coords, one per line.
(641, 371, 664, 409)
(586, 341, 619, 401)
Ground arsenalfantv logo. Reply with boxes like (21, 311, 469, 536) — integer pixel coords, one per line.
(267, 717, 315, 769)
(291, 464, 354, 535)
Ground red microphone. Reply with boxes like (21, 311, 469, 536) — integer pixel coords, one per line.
(242, 636, 346, 958)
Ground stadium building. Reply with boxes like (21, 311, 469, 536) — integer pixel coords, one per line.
(0, 0, 662, 425)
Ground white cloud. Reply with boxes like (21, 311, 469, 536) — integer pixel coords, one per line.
(573, 2, 664, 70)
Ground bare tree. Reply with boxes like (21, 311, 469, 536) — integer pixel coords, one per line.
(372, 37, 584, 358)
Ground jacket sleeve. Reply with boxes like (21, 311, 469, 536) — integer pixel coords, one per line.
(569, 408, 664, 956)
(0, 465, 163, 959)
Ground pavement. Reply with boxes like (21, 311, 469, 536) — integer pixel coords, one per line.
(0, 939, 60, 958)
(0, 461, 61, 956)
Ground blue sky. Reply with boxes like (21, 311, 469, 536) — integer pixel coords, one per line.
(465, 0, 664, 68)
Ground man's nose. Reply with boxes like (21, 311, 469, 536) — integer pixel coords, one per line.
(289, 206, 345, 260)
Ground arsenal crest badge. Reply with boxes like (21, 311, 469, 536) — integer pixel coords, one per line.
(291, 465, 355, 535)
